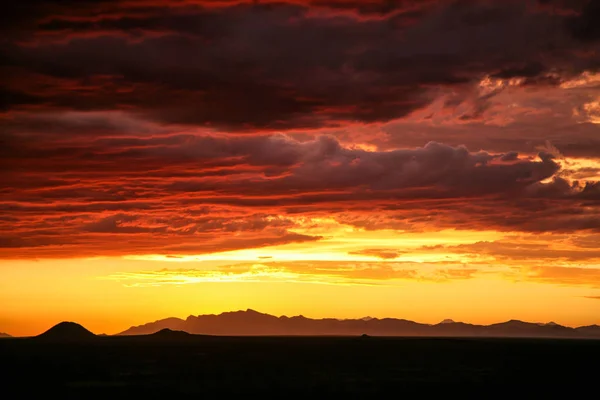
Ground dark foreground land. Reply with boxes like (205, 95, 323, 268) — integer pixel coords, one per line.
(1, 336, 598, 397)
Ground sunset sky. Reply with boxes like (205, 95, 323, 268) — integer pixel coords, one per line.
(1, 0, 600, 336)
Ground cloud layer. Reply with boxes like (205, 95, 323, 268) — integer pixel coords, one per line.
(1, 132, 598, 258)
(1, 0, 599, 260)
(1, 0, 599, 130)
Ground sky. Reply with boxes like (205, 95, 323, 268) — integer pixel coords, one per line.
(1, 0, 599, 336)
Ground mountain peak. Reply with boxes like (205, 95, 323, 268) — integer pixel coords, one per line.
(439, 319, 456, 324)
(499, 319, 528, 326)
(0, 332, 12, 338)
(219, 309, 264, 316)
(38, 321, 95, 340)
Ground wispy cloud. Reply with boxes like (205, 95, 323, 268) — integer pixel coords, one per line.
(101, 261, 480, 287)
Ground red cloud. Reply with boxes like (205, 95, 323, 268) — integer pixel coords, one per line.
(0, 131, 598, 258)
(1, 0, 599, 258)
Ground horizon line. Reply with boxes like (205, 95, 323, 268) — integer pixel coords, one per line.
(4, 308, 599, 338)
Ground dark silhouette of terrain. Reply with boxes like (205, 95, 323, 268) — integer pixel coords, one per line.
(577, 324, 600, 336)
(119, 309, 600, 339)
(37, 321, 96, 341)
(1, 331, 598, 396)
(146, 328, 193, 340)
(0, 332, 11, 338)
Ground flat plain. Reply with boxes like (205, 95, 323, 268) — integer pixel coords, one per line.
(1, 335, 598, 397)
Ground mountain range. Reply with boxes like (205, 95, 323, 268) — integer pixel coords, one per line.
(118, 309, 600, 339)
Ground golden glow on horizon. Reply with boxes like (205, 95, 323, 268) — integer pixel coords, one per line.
(2, 256, 599, 337)
(2, 221, 600, 336)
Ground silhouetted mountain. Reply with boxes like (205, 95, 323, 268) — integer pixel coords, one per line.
(431, 321, 483, 336)
(149, 328, 192, 339)
(0, 332, 11, 338)
(37, 322, 96, 341)
(484, 320, 574, 338)
(118, 310, 600, 339)
(120, 310, 429, 336)
(576, 325, 600, 337)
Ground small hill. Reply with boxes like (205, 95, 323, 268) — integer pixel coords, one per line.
(37, 322, 96, 341)
(119, 317, 186, 336)
(0, 332, 12, 338)
(147, 328, 192, 339)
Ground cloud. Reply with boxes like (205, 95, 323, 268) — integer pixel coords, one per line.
(348, 248, 402, 259)
(1, 0, 599, 131)
(1, 131, 599, 258)
(1, 0, 599, 260)
(427, 240, 600, 262)
(521, 266, 600, 288)
(566, 0, 600, 42)
(4, 133, 563, 195)
(102, 260, 479, 287)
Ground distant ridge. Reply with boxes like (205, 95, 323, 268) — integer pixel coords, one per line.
(576, 325, 600, 336)
(118, 310, 600, 339)
(0, 332, 12, 338)
(37, 322, 96, 341)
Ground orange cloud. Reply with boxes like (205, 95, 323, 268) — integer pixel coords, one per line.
(521, 266, 600, 288)
(348, 249, 402, 259)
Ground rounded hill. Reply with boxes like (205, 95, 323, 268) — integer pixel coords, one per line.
(38, 322, 96, 340)
(148, 328, 192, 339)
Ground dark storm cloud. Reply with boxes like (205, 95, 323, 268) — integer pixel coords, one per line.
(566, 0, 600, 42)
(0, 0, 598, 130)
(1, 133, 562, 196)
